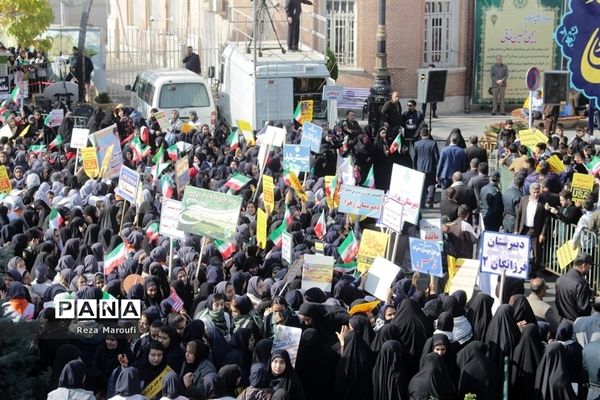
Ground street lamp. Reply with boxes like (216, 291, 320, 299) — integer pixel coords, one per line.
(367, 0, 391, 130)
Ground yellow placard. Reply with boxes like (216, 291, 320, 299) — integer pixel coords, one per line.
(141, 365, 174, 399)
(572, 172, 594, 201)
(324, 175, 339, 209)
(81, 147, 99, 178)
(236, 119, 253, 134)
(445, 258, 480, 302)
(257, 208, 267, 249)
(349, 300, 381, 316)
(545, 154, 566, 174)
(518, 128, 547, 148)
(299, 100, 314, 123)
(263, 175, 275, 214)
(181, 121, 196, 133)
(99, 144, 114, 178)
(356, 229, 389, 273)
(0, 165, 12, 193)
(556, 241, 578, 270)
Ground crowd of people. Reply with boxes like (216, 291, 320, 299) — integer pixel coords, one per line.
(0, 91, 598, 400)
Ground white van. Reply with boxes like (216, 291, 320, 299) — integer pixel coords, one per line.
(127, 68, 217, 126)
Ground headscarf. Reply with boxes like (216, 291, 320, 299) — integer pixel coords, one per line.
(333, 331, 374, 400)
(467, 293, 494, 341)
(57, 359, 87, 389)
(8, 282, 30, 316)
(161, 371, 184, 400)
(456, 341, 501, 400)
(294, 328, 338, 400)
(218, 364, 242, 397)
(484, 304, 521, 370)
(407, 353, 456, 400)
(204, 372, 226, 399)
(50, 344, 82, 389)
(370, 323, 402, 352)
(115, 367, 142, 396)
(269, 349, 305, 400)
(533, 342, 576, 399)
(510, 294, 537, 325)
(372, 340, 410, 400)
(510, 323, 544, 399)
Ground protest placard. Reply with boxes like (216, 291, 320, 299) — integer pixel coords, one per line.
(518, 128, 547, 148)
(70, 128, 89, 149)
(409, 237, 443, 277)
(0, 165, 11, 193)
(177, 186, 242, 241)
(446, 258, 480, 302)
(142, 365, 175, 399)
(544, 154, 566, 173)
(283, 144, 311, 172)
(364, 256, 401, 301)
(388, 164, 425, 225)
(420, 218, 442, 242)
(322, 85, 344, 100)
(571, 173, 594, 201)
(264, 125, 286, 147)
(93, 125, 123, 179)
(115, 166, 140, 203)
(257, 208, 267, 249)
(301, 122, 323, 153)
(263, 175, 275, 213)
(81, 147, 99, 178)
(175, 156, 190, 190)
(159, 199, 186, 241)
(299, 100, 314, 123)
(154, 111, 171, 132)
(100, 144, 114, 178)
(380, 196, 404, 233)
(339, 185, 385, 218)
(480, 231, 531, 279)
(301, 254, 334, 293)
(282, 231, 293, 264)
(272, 325, 303, 367)
(49, 109, 64, 128)
(357, 230, 389, 273)
(556, 240, 578, 270)
(236, 119, 253, 135)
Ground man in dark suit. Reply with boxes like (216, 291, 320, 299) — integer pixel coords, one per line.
(467, 162, 490, 228)
(381, 91, 403, 133)
(437, 132, 466, 189)
(555, 252, 593, 321)
(450, 171, 477, 220)
(465, 135, 488, 165)
(413, 127, 439, 208)
(514, 182, 549, 278)
(462, 158, 480, 184)
(285, 0, 313, 51)
(182, 46, 201, 74)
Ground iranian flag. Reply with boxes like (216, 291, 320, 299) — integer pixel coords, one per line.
(225, 172, 251, 191)
(48, 134, 64, 150)
(292, 103, 303, 125)
(140, 125, 151, 143)
(361, 165, 375, 189)
(146, 222, 160, 242)
(43, 114, 51, 127)
(214, 239, 237, 259)
(131, 137, 150, 163)
(29, 144, 46, 155)
(314, 210, 326, 240)
(48, 208, 64, 230)
(269, 220, 287, 247)
(160, 174, 175, 198)
(283, 204, 293, 226)
(337, 231, 359, 263)
(227, 129, 239, 151)
(9, 86, 19, 103)
(585, 156, 600, 175)
(151, 161, 169, 181)
(167, 144, 178, 161)
(104, 242, 126, 276)
(152, 145, 165, 164)
(389, 132, 402, 154)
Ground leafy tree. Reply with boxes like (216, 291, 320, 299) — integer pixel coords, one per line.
(326, 48, 339, 81)
(0, 0, 54, 50)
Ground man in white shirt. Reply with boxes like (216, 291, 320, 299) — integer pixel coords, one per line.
(526, 89, 544, 119)
(515, 182, 549, 278)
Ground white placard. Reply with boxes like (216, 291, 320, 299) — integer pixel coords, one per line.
(263, 125, 286, 147)
(70, 128, 89, 149)
(388, 164, 425, 225)
(322, 85, 344, 100)
(419, 218, 442, 242)
(380, 195, 404, 233)
(480, 231, 531, 279)
(447, 259, 480, 302)
(272, 325, 302, 367)
(49, 109, 64, 128)
(301, 254, 334, 293)
(160, 198, 186, 241)
(364, 256, 401, 301)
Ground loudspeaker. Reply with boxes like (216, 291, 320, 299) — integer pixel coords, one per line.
(417, 68, 448, 104)
(543, 71, 570, 105)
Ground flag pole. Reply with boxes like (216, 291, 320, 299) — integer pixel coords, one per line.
(73, 148, 80, 176)
(252, 143, 270, 202)
(119, 200, 128, 233)
(168, 237, 174, 279)
(195, 236, 207, 283)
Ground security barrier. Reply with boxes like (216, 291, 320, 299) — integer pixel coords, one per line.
(540, 216, 600, 294)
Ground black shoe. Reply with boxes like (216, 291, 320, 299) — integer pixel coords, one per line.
(501, 112, 506, 116)
(491, 112, 496, 115)
(432, 114, 439, 118)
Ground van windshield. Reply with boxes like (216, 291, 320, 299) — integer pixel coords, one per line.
(158, 83, 210, 108)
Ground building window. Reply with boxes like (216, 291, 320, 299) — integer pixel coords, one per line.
(327, 0, 356, 67)
(424, 0, 456, 66)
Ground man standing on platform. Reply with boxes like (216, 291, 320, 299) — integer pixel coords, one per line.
(381, 91, 404, 134)
(491, 55, 508, 115)
(285, 0, 313, 52)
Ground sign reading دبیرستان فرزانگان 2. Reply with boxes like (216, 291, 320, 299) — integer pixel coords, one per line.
(472, 0, 564, 105)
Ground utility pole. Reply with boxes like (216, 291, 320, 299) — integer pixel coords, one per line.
(77, 0, 94, 103)
(367, 0, 391, 131)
